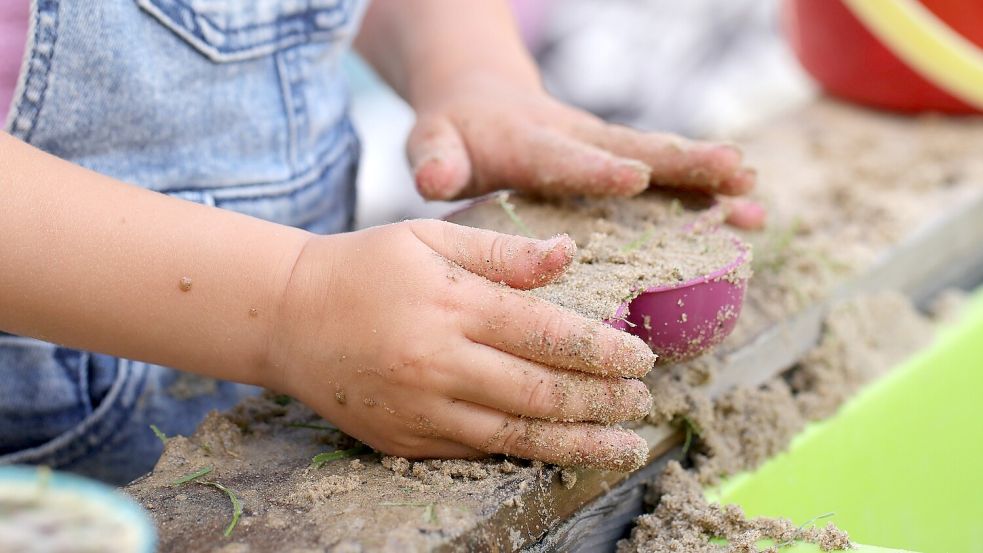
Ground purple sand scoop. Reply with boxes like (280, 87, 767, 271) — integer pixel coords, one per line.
(606, 233, 749, 363)
(445, 197, 750, 364)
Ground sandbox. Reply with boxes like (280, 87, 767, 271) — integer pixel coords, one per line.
(116, 100, 983, 552)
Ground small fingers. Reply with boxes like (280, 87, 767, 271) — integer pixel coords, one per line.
(721, 197, 767, 230)
(409, 219, 576, 289)
(435, 401, 648, 471)
(438, 343, 652, 423)
(465, 286, 656, 378)
(577, 121, 755, 196)
(491, 127, 652, 198)
(407, 115, 473, 200)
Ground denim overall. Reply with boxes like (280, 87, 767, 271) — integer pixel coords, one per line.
(1, 0, 365, 484)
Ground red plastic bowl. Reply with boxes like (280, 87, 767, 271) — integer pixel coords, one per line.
(784, 0, 983, 113)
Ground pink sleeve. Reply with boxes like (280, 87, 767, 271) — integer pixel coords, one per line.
(0, 0, 30, 125)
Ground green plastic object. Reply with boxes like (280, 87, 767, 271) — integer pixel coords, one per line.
(708, 289, 983, 553)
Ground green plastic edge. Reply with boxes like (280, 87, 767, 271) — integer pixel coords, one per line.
(704, 288, 983, 553)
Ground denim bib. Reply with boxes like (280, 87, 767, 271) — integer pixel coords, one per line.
(1, 0, 365, 483)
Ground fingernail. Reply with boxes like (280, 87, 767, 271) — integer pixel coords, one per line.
(612, 334, 657, 377)
(414, 157, 447, 198)
(719, 166, 757, 196)
(626, 379, 653, 419)
(607, 428, 648, 472)
(724, 198, 767, 230)
(414, 155, 468, 200)
(718, 143, 744, 162)
(412, 154, 443, 176)
(614, 160, 652, 195)
(540, 234, 576, 263)
(733, 197, 765, 217)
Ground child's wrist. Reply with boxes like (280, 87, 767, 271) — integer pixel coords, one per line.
(249, 230, 321, 392)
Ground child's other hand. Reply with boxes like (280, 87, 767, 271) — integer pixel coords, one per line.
(265, 221, 655, 470)
(407, 74, 764, 229)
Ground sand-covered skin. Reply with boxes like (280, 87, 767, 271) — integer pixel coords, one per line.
(448, 192, 749, 321)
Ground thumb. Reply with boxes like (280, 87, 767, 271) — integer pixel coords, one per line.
(406, 115, 473, 200)
(409, 220, 576, 290)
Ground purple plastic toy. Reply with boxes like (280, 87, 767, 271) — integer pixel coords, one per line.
(606, 233, 749, 363)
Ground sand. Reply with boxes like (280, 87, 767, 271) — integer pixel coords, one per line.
(729, 104, 983, 336)
(680, 291, 936, 484)
(616, 291, 941, 552)
(125, 393, 567, 551)
(618, 461, 850, 553)
(122, 192, 756, 552)
(447, 192, 749, 321)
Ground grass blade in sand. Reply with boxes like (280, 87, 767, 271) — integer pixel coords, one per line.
(200, 480, 242, 537)
(272, 394, 292, 406)
(775, 512, 836, 548)
(311, 445, 367, 469)
(621, 227, 656, 253)
(171, 466, 213, 486)
(286, 422, 335, 431)
(150, 424, 168, 445)
(677, 415, 702, 460)
(496, 192, 533, 237)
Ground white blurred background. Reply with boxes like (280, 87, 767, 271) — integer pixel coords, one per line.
(349, 0, 817, 229)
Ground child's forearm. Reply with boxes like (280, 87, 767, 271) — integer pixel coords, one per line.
(0, 132, 309, 386)
(354, 0, 540, 108)
(0, 134, 660, 469)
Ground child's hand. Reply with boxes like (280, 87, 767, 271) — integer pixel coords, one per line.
(356, 0, 764, 229)
(406, 74, 764, 229)
(265, 220, 656, 470)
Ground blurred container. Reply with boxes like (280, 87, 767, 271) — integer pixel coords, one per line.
(784, 0, 983, 113)
(0, 465, 156, 553)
